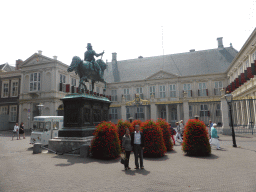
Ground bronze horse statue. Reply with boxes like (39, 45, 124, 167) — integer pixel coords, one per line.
(67, 56, 107, 92)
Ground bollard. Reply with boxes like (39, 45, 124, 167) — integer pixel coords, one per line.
(33, 143, 42, 154)
(80, 144, 90, 158)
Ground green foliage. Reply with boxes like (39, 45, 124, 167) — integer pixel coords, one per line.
(182, 119, 211, 156)
(91, 121, 121, 159)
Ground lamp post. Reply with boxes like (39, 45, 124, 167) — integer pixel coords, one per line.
(37, 103, 44, 116)
(225, 93, 237, 147)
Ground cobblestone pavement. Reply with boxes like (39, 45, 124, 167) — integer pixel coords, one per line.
(1, 131, 256, 192)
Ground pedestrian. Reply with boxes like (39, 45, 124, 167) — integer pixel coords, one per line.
(179, 120, 184, 140)
(175, 122, 182, 143)
(19, 122, 25, 139)
(13, 123, 19, 140)
(169, 123, 176, 145)
(131, 124, 145, 169)
(194, 115, 200, 120)
(210, 123, 221, 150)
(208, 120, 213, 140)
(122, 128, 132, 170)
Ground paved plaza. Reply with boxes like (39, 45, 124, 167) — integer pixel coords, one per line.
(0, 131, 256, 192)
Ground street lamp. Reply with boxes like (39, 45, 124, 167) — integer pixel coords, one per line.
(37, 103, 44, 116)
(225, 93, 237, 147)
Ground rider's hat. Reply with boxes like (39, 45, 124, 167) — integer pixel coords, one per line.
(87, 43, 92, 48)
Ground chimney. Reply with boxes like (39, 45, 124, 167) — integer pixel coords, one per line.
(53, 56, 57, 60)
(189, 49, 195, 52)
(15, 59, 23, 70)
(217, 37, 224, 48)
(38, 50, 42, 55)
(112, 52, 117, 61)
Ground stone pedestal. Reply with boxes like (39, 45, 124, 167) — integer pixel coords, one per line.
(58, 94, 111, 137)
(48, 93, 111, 154)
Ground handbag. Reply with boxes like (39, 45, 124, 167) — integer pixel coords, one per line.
(120, 152, 126, 164)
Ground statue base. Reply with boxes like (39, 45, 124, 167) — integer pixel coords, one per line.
(48, 136, 94, 154)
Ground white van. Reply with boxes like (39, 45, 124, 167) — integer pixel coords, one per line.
(30, 116, 63, 145)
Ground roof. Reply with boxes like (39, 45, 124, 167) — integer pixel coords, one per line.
(0, 63, 15, 72)
(104, 47, 238, 83)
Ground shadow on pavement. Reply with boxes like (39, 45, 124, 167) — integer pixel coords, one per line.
(144, 154, 169, 161)
(184, 153, 219, 160)
(52, 154, 121, 167)
(122, 169, 150, 176)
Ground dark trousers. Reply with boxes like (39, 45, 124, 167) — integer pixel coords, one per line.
(124, 151, 131, 168)
(133, 144, 143, 168)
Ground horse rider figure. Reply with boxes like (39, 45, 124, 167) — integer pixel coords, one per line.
(84, 43, 104, 73)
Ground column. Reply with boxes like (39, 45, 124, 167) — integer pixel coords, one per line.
(240, 101, 245, 126)
(220, 90, 232, 135)
(150, 103, 157, 120)
(183, 99, 189, 124)
(177, 104, 180, 121)
(166, 104, 169, 123)
(121, 104, 126, 121)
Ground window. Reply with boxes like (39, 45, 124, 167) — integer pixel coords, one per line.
(71, 78, 76, 86)
(252, 50, 256, 61)
(200, 104, 209, 117)
(136, 87, 143, 99)
(2, 82, 9, 97)
(169, 84, 176, 97)
(110, 108, 118, 119)
(126, 107, 130, 119)
(60, 74, 66, 84)
(30, 73, 41, 91)
(159, 85, 166, 98)
(150, 86, 155, 97)
(239, 65, 243, 74)
(0, 106, 8, 115)
(216, 104, 221, 116)
(10, 105, 17, 122)
(189, 105, 192, 117)
(199, 83, 207, 96)
(160, 107, 166, 120)
(11, 81, 18, 97)
(246, 59, 249, 68)
(111, 90, 117, 101)
(214, 81, 222, 95)
(123, 88, 130, 101)
(183, 84, 192, 97)
(136, 107, 144, 119)
(96, 87, 100, 93)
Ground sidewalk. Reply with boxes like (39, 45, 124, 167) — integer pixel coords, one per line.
(0, 132, 256, 192)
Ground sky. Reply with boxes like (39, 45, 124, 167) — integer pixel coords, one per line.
(0, 0, 256, 67)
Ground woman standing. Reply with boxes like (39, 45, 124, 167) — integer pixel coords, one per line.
(19, 122, 25, 139)
(122, 128, 132, 170)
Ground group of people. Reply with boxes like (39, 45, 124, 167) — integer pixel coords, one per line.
(122, 125, 144, 170)
(13, 122, 25, 140)
(170, 119, 221, 150)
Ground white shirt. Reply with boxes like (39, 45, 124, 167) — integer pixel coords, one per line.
(14, 125, 19, 132)
(134, 131, 141, 144)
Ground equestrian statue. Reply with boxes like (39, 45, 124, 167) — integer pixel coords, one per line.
(67, 43, 107, 93)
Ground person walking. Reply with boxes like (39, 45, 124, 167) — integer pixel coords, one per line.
(175, 122, 182, 143)
(131, 125, 145, 169)
(122, 128, 132, 170)
(169, 123, 176, 145)
(210, 123, 221, 150)
(208, 120, 213, 140)
(19, 122, 25, 139)
(13, 123, 19, 140)
(179, 120, 184, 140)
